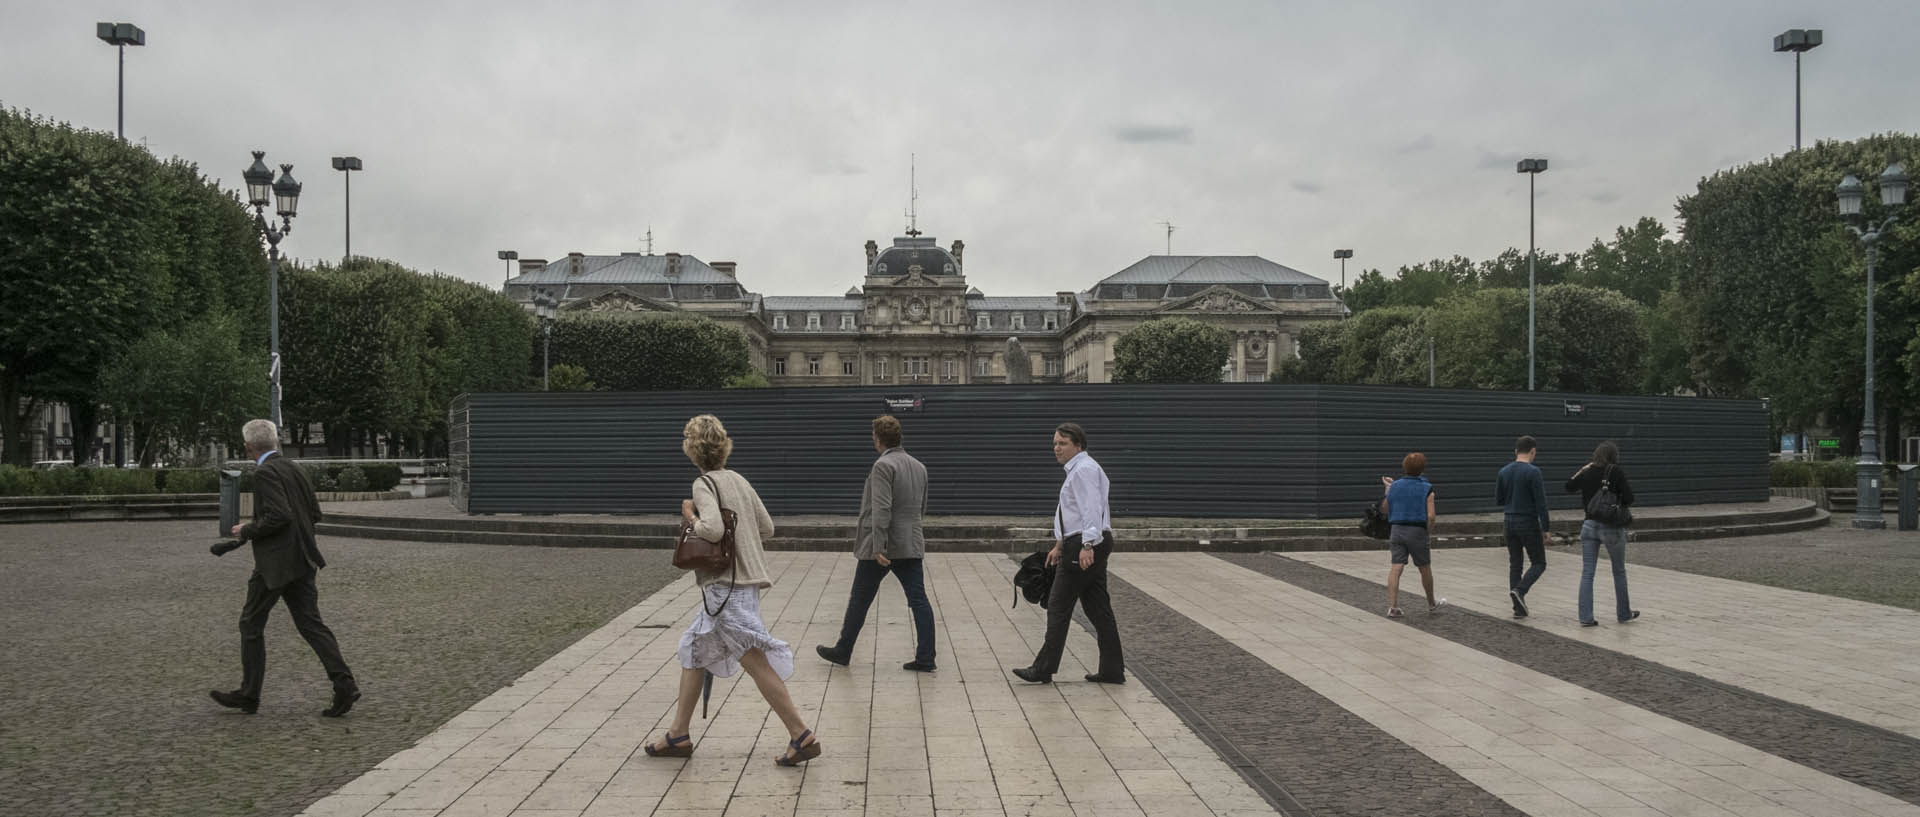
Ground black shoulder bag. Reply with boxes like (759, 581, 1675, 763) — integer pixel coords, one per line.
(1585, 465, 1633, 527)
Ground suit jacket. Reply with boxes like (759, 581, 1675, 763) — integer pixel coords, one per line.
(856, 447, 927, 560)
(241, 452, 326, 589)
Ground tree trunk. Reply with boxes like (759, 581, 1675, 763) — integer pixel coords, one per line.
(69, 401, 101, 465)
(135, 420, 158, 467)
(0, 377, 34, 467)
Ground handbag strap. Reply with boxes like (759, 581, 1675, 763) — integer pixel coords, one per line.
(696, 473, 738, 619)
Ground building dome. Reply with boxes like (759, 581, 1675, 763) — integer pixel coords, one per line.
(872, 235, 960, 277)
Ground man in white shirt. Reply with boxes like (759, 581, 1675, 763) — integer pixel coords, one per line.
(1012, 422, 1125, 684)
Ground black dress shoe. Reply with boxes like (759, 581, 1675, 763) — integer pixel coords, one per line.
(902, 661, 936, 672)
(322, 688, 361, 718)
(1010, 667, 1051, 684)
(815, 645, 850, 667)
(209, 689, 258, 714)
(1084, 673, 1126, 684)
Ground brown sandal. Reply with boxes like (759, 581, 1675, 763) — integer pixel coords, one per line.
(774, 729, 821, 766)
(644, 731, 693, 758)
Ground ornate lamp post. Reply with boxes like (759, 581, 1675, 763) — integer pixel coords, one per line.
(1836, 162, 1907, 529)
(532, 288, 558, 390)
(243, 151, 301, 432)
(1516, 158, 1549, 391)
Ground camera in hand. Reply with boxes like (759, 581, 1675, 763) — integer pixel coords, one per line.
(210, 539, 244, 557)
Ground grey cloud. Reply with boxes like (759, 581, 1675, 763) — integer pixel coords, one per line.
(1588, 190, 1621, 204)
(1290, 180, 1324, 194)
(1113, 125, 1194, 144)
(1397, 134, 1436, 154)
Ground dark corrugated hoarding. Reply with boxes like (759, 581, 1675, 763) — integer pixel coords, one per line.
(450, 384, 1767, 519)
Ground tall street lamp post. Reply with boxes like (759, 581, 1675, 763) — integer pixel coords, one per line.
(1773, 29, 1823, 150)
(243, 151, 302, 433)
(94, 22, 144, 141)
(331, 157, 361, 264)
(1516, 158, 1548, 391)
(532, 288, 558, 391)
(1836, 162, 1907, 529)
(1333, 249, 1353, 318)
(498, 250, 519, 283)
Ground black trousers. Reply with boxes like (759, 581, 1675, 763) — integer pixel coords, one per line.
(1504, 518, 1547, 595)
(238, 571, 355, 699)
(832, 557, 936, 664)
(1028, 534, 1123, 678)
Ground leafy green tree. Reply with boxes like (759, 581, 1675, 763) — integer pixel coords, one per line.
(1271, 321, 1346, 383)
(97, 312, 267, 465)
(1430, 288, 1531, 389)
(1329, 306, 1430, 384)
(1571, 217, 1678, 308)
(723, 370, 770, 389)
(1388, 256, 1479, 308)
(1340, 268, 1393, 315)
(1674, 133, 1919, 455)
(1476, 248, 1576, 291)
(1111, 318, 1234, 383)
(549, 313, 752, 391)
(546, 363, 598, 391)
(1535, 285, 1649, 393)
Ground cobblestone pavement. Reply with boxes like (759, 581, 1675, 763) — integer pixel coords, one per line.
(1608, 522, 1920, 611)
(1287, 546, 1920, 739)
(0, 521, 682, 817)
(1116, 554, 1920, 817)
(299, 553, 1279, 817)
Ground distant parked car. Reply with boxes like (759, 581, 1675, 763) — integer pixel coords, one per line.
(31, 460, 71, 470)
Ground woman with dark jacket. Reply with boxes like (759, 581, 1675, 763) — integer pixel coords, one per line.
(1565, 441, 1639, 626)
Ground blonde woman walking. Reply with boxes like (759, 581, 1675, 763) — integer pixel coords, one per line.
(645, 414, 821, 766)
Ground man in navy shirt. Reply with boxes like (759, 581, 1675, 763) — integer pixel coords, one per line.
(1495, 435, 1551, 617)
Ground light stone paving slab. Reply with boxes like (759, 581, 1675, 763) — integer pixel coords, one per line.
(299, 553, 1277, 817)
(1112, 553, 1920, 817)
(1289, 548, 1920, 737)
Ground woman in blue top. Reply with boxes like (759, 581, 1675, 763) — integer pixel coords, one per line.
(1379, 452, 1445, 618)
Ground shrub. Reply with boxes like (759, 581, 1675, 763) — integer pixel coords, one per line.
(89, 468, 157, 495)
(1769, 460, 1813, 488)
(302, 463, 338, 492)
(1814, 458, 1858, 488)
(43, 467, 91, 496)
(335, 466, 369, 492)
(356, 464, 401, 491)
(0, 465, 42, 496)
(163, 469, 221, 493)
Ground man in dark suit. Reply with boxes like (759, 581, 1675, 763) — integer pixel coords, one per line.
(209, 419, 359, 717)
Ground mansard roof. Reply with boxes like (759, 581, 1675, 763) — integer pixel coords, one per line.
(1097, 255, 1325, 287)
(507, 253, 735, 286)
(762, 296, 863, 311)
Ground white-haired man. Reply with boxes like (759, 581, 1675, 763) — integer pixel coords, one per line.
(209, 419, 359, 717)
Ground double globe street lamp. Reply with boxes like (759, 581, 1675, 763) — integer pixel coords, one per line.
(1835, 161, 1908, 529)
(531, 288, 559, 391)
(243, 151, 302, 432)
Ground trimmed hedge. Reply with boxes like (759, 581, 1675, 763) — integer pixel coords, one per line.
(1771, 457, 1898, 488)
(0, 462, 402, 497)
(1770, 460, 1813, 488)
(359, 464, 403, 491)
(336, 466, 369, 492)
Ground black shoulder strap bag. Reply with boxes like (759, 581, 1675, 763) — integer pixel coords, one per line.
(1585, 465, 1634, 527)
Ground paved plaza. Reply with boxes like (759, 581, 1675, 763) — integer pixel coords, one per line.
(4, 519, 1920, 817)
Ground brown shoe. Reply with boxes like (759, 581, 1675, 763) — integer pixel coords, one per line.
(775, 729, 821, 766)
(644, 731, 694, 758)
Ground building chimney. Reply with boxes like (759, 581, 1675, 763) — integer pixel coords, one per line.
(711, 261, 737, 278)
(519, 258, 548, 276)
(566, 252, 585, 277)
(665, 252, 682, 278)
(951, 240, 965, 270)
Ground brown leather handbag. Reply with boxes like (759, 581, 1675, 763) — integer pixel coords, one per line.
(674, 474, 737, 573)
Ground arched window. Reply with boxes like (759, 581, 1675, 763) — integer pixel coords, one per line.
(702, 285, 715, 299)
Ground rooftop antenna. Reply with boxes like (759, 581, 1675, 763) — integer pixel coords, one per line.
(1158, 220, 1176, 255)
(643, 226, 653, 255)
(905, 154, 922, 237)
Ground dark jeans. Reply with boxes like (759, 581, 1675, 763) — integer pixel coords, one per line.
(239, 571, 355, 699)
(833, 557, 936, 664)
(1028, 534, 1124, 679)
(1504, 517, 1547, 595)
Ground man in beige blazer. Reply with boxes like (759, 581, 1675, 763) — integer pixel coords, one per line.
(817, 415, 935, 671)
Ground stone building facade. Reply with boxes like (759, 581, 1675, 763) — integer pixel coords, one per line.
(503, 230, 1344, 386)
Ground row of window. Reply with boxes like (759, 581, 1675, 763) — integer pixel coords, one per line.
(769, 312, 1059, 331)
(771, 356, 1062, 377)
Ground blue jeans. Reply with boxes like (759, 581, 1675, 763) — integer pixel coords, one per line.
(1578, 520, 1632, 623)
(833, 557, 936, 664)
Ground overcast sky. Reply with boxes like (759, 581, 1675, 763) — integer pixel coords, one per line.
(5, 1, 1916, 297)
